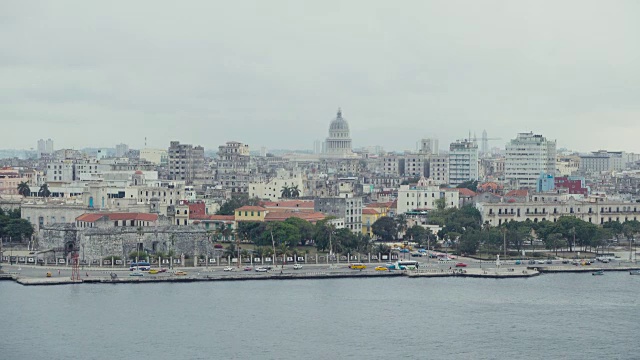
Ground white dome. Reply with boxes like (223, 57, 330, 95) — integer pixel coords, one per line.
(329, 109, 349, 131)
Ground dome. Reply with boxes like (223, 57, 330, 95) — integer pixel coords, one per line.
(329, 108, 349, 131)
(134, 170, 143, 175)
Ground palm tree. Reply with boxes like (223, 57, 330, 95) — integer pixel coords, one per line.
(290, 185, 301, 198)
(17, 182, 30, 197)
(38, 183, 51, 198)
(280, 185, 291, 199)
(395, 214, 408, 240)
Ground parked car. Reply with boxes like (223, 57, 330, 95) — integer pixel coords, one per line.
(528, 260, 536, 265)
(174, 271, 188, 276)
(455, 262, 467, 267)
(255, 267, 268, 272)
(148, 269, 159, 274)
(223, 267, 234, 272)
(243, 266, 252, 271)
(129, 272, 144, 277)
(515, 260, 522, 265)
(374, 266, 388, 271)
(562, 260, 570, 264)
(293, 264, 303, 270)
(546, 259, 553, 264)
(535, 260, 545, 264)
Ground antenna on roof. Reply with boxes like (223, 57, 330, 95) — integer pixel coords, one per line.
(145, 137, 147, 147)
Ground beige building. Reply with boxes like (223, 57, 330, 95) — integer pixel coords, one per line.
(477, 197, 640, 227)
(396, 177, 459, 215)
(0, 167, 28, 195)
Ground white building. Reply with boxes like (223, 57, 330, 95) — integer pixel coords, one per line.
(396, 177, 459, 215)
(46, 161, 74, 183)
(505, 132, 556, 189)
(115, 143, 129, 157)
(429, 154, 449, 184)
(477, 197, 640, 227)
(139, 148, 168, 165)
(249, 169, 304, 201)
(448, 140, 478, 186)
(580, 151, 624, 174)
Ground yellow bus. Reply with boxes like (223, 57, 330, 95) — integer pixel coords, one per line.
(349, 263, 367, 270)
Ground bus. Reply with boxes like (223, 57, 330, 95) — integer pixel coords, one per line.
(388, 260, 419, 270)
(348, 263, 367, 270)
(130, 261, 151, 271)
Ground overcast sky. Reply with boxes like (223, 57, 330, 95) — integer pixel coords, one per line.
(2, 1, 639, 153)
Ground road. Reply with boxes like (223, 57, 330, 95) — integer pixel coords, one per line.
(3, 256, 636, 280)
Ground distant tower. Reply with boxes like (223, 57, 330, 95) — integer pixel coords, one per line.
(481, 130, 488, 155)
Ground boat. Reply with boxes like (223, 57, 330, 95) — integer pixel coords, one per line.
(630, 270, 640, 275)
(592, 270, 604, 276)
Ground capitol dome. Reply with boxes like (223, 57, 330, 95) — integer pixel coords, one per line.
(323, 108, 354, 158)
(329, 109, 349, 131)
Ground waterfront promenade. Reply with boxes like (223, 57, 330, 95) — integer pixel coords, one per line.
(2, 258, 639, 285)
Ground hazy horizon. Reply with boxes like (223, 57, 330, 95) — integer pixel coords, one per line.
(2, 1, 639, 153)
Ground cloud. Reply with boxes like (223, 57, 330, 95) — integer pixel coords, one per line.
(0, 0, 639, 153)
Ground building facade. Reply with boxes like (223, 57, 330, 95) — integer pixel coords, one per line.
(323, 109, 355, 158)
(505, 132, 556, 189)
(168, 141, 205, 185)
(448, 140, 478, 186)
(396, 178, 459, 215)
(314, 195, 362, 233)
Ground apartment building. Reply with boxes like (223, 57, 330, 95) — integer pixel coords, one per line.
(505, 132, 556, 189)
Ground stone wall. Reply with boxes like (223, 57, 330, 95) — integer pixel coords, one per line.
(37, 225, 217, 263)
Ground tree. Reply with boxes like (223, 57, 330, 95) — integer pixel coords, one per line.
(284, 217, 313, 245)
(17, 182, 30, 197)
(456, 180, 478, 192)
(371, 217, 398, 241)
(544, 233, 565, 255)
(38, 183, 51, 198)
(395, 214, 408, 240)
(290, 185, 301, 198)
(459, 230, 481, 255)
(216, 194, 260, 215)
(223, 243, 237, 258)
(280, 186, 291, 199)
(405, 225, 429, 246)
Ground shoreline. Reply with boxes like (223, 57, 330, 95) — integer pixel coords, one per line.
(3, 265, 639, 286)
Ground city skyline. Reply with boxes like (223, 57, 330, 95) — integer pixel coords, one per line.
(2, 1, 639, 152)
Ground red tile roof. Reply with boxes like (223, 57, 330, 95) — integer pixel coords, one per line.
(362, 208, 380, 215)
(235, 206, 266, 212)
(455, 188, 477, 197)
(505, 189, 529, 197)
(366, 201, 393, 208)
(190, 214, 235, 222)
(76, 213, 158, 222)
(264, 211, 325, 223)
(260, 200, 314, 209)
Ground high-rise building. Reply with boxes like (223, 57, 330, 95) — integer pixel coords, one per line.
(37, 139, 46, 156)
(428, 154, 449, 184)
(216, 141, 252, 193)
(45, 139, 54, 154)
(448, 140, 478, 186)
(504, 132, 556, 189)
(115, 143, 129, 157)
(37, 138, 54, 157)
(168, 141, 205, 185)
(418, 138, 438, 155)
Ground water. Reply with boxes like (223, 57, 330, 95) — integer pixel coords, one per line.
(1, 273, 639, 360)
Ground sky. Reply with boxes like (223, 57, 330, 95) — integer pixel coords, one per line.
(1, 1, 639, 153)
